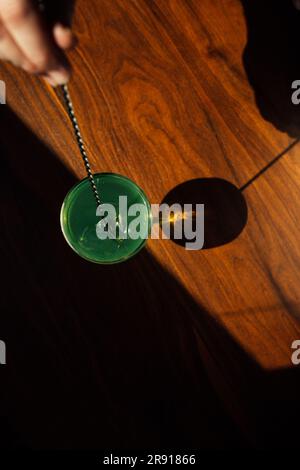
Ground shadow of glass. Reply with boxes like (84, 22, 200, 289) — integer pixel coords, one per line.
(242, 0, 300, 137)
(160, 178, 247, 249)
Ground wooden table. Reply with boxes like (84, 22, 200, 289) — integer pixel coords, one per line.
(1, 0, 300, 449)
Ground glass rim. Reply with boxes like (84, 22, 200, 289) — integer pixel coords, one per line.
(60, 172, 152, 264)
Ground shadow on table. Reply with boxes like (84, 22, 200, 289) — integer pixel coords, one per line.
(242, 0, 300, 137)
(0, 106, 300, 449)
(160, 178, 247, 249)
(0, 105, 244, 450)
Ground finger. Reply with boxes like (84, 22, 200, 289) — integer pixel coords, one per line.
(0, 22, 59, 86)
(0, 0, 70, 85)
(0, 19, 56, 85)
(0, 20, 30, 68)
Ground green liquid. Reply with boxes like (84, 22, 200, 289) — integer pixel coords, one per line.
(60, 173, 151, 264)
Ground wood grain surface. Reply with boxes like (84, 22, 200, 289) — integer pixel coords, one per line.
(1, 0, 300, 449)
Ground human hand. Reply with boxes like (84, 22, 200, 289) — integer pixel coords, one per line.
(0, 0, 76, 86)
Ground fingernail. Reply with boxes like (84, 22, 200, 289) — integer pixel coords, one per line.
(54, 24, 77, 50)
(48, 67, 70, 86)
